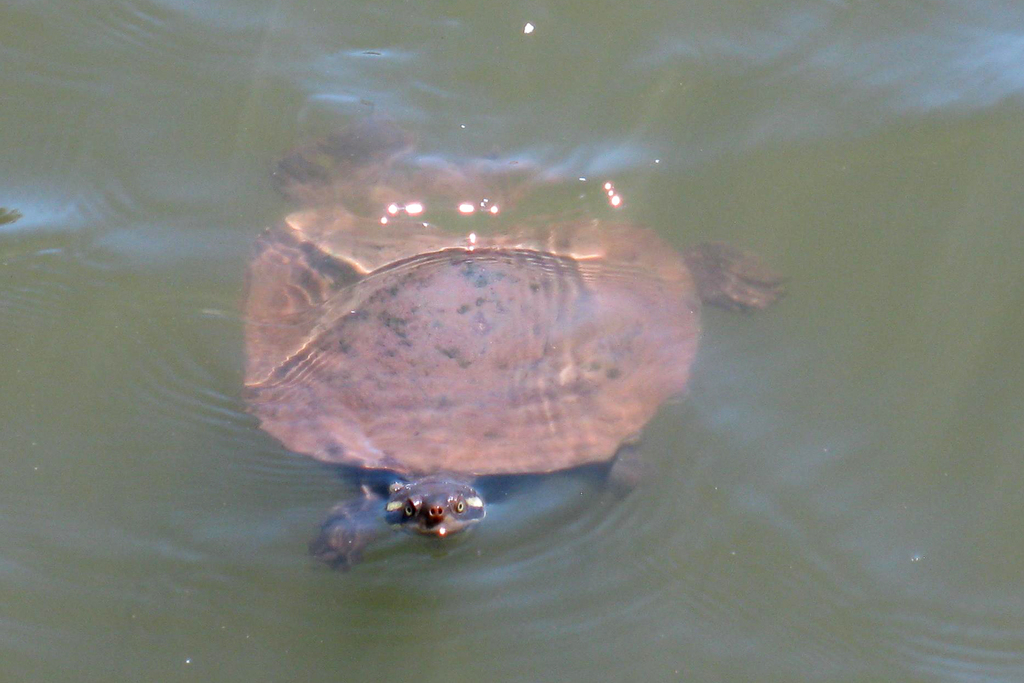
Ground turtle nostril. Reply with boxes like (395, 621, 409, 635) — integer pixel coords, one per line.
(428, 505, 444, 518)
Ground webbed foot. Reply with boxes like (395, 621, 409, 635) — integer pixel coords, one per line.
(309, 491, 384, 570)
(683, 242, 786, 311)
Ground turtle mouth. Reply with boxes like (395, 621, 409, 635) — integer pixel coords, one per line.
(422, 516, 447, 534)
(425, 524, 450, 537)
(417, 514, 461, 538)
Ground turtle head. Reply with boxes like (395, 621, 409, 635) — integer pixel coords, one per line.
(385, 476, 485, 538)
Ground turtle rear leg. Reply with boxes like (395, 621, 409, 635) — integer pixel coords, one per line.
(274, 118, 542, 212)
(683, 242, 787, 311)
(273, 119, 415, 204)
(309, 486, 385, 571)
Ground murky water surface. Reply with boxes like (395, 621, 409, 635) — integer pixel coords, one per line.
(3, 0, 1024, 681)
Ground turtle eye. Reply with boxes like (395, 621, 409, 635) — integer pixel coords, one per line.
(404, 500, 416, 517)
(454, 499, 466, 514)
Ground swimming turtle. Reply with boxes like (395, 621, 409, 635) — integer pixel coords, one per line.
(244, 120, 785, 569)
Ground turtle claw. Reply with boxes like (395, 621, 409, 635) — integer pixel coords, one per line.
(309, 495, 383, 570)
(683, 242, 787, 311)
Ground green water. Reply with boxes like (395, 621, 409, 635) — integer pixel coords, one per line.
(2, 0, 1024, 681)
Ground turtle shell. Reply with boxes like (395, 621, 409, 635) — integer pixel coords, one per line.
(244, 208, 701, 477)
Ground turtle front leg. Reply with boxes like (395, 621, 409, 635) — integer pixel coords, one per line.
(683, 242, 787, 311)
(606, 439, 646, 496)
(309, 486, 385, 570)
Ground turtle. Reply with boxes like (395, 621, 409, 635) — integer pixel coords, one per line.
(244, 119, 785, 569)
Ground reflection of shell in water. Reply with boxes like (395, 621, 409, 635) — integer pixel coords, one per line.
(244, 214, 701, 477)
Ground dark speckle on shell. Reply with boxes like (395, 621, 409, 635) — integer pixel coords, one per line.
(246, 232, 700, 477)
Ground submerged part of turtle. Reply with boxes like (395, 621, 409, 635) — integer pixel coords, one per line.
(244, 120, 785, 569)
(0, 207, 22, 226)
